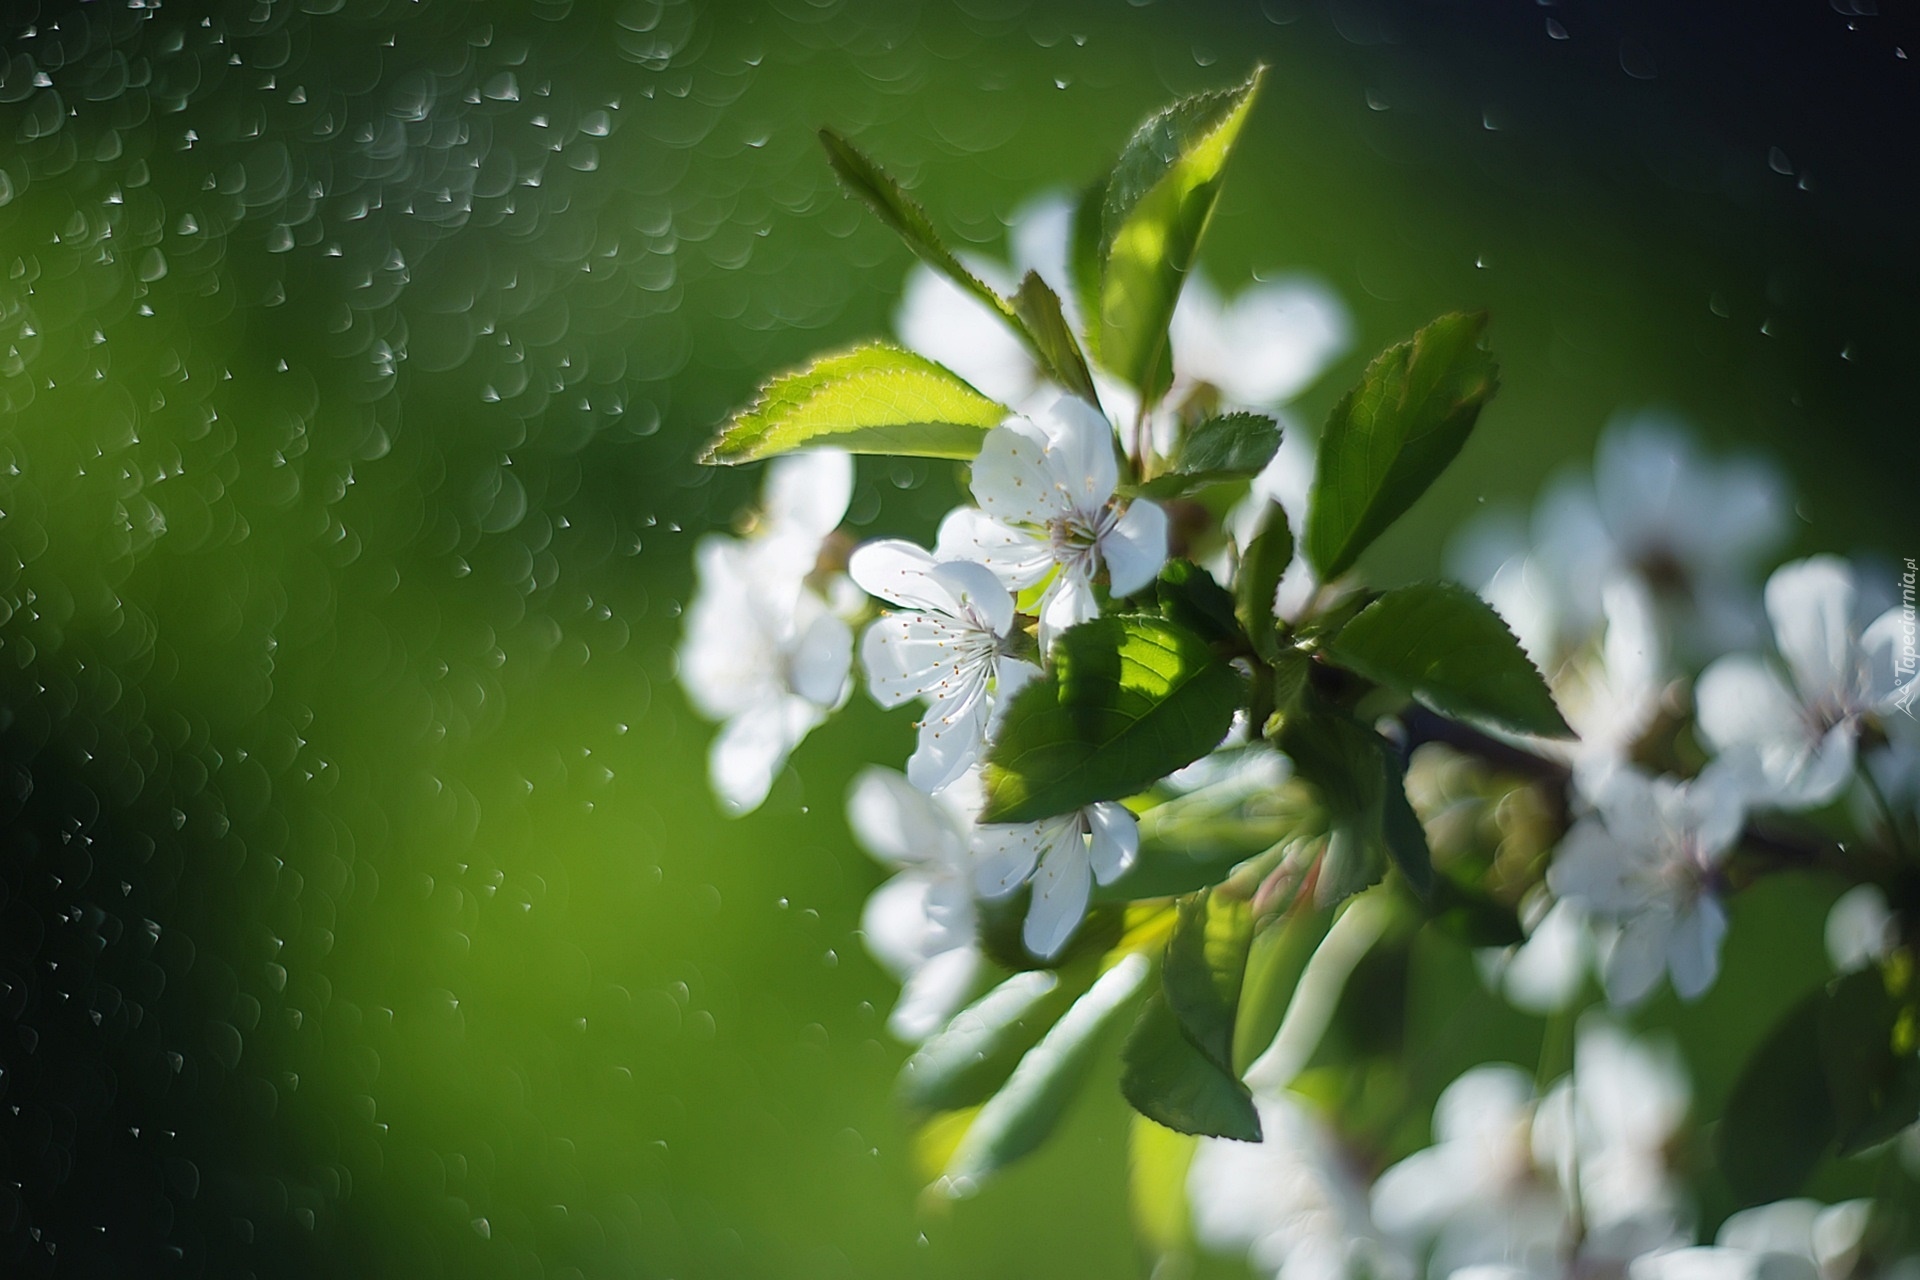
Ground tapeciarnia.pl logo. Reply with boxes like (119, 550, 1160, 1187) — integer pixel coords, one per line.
(1896, 557, 1918, 719)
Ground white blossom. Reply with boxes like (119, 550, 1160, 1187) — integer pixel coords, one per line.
(1697, 556, 1906, 811)
(847, 767, 983, 1041)
(1375, 1023, 1691, 1280)
(1371, 1065, 1571, 1279)
(678, 451, 855, 814)
(1189, 1092, 1413, 1280)
(1170, 273, 1351, 410)
(850, 540, 1040, 794)
(938, 395, 1167, 649)
(973, 801, 1139, 958)
(1546, 765, 1747, 1006)
(1716, 1198, 1874, 1280)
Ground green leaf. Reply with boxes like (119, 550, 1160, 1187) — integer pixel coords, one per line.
(1819, 968, 1920, 1156)
(983, 616, 1244, 824)
(1235, 501, 1294, 664)
(1011, 271, 1102, 407)
(1272, 704, 1430, 902)
(1155, 559, 1242, 648)
(1069, 178, 1106, 360)
(819, 129, 1017, 329)
(702, 341, 1008, 465)
(1120, 990, 1263, 1140)
(1324, 582, 1572, 739)
(940, 955, 1152, 1190)
(1717, 987, 1834, 1206)
(1097, 69, 1263, 393)
(898, 968, 1089, 1113)
(1232, 905, 1335, 1074)
(1305, 312, 1499, 580)
(1139, 413, 1282, 499)
(1163, 889, 1255, 1071)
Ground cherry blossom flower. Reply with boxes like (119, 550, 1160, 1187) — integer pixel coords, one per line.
(850, 540, 1041, 794)
(847, 767, 983, 1041)
(972, 801, 1139, 958)
(1696, 556, 1906, 811)
(1371, 1065, 1571, 1279)
(1188, 1092, 1413, 1280)
(937, 395, 1168, 649)
(1545, 765, 1747, 1006)
(678, 451, 855, 814)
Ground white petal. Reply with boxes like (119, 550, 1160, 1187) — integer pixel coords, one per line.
(849, 539, 957, 613)
(1683, 764, 1749, 861)
(973, 821, 1047, 897)
(847, 766, 963, 867)
(1665, 898, 1727, 1001)
(860, 609, 993, 710)
(927, 557, 1016, 636)
(1547, 819, 1639, 915)
(860, 872, 938, 975)
(1766, 556, 1857, 703)
(907, 680, 991, 794)
(889, 945, 983, 1043)
(1102, 499, 1169, 596)
(789, 608, 852, 707)
(1602, 910, 1675, 1007)
(1694, 654, 1802, 756)
(1024, 829, 1092, 958)
(1825, 884, 1893, 973)
(1499, 899, 1592, 1015)
(709, 698, 819, 814)
(935, 506, 1055, 589)
(1086, 802, 1140, 884)
(1035, 394, 1120, 511)
(1038, 569, 1100, 650)
(762, 449, 853, 540)
(971, 417, 1071, 526)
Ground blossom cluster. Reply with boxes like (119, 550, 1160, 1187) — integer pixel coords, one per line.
(675, 74, 1919, 1280)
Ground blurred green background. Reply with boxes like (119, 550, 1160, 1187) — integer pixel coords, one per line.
(0, 0, 1910, 1275)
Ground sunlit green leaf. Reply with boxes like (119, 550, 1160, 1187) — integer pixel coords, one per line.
(1232, 905, 1335, 1074)
(1139, 413, 1282, 499)
(940, 955, 1152, 1190)
(1305, 312, 1499, 579)
(1236, 500, 1293, 663)
(1096, 68, 1263, 393)
(1119, 990, 1262, 1140)
(1163, 888, 1254, 1071)
(1324, 582, 1571, 740)
(1012, 270, 1102, 406)
(701, 341, 1008, 465)
(983, 616, 1244, 823)
(1155, 559, 1242, 648)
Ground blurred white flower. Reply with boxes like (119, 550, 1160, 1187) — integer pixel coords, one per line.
(1371, 1064, 1569, 1279)
(1170, 274, 1351, 410)
(1715, 1198, 1874, 1280)
(679, 451, 855, 814)
(847, 766, 983, 1042)
(1377, 1023, 1691, 1280)
(1189, 1092, 1412, 1280)
(1824, 884, 1896, 974)
(1631, 1246, 1818, 1280)
(1476, 895, 1594, 1016)
(850, 540, 1041, 794)
(973, 801, 1138, 958)
(1451, 415, 1790, 669)
(938, 396, 1167, 649)
(1697, 556, 1906, 811)
(1225, 426, 1324, 621)
(1546, 765, 1747, 1006)
(1535, 1020, 1692, 1258)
